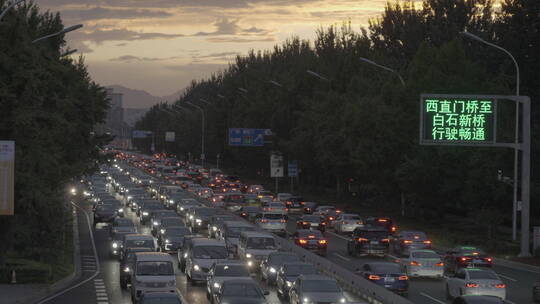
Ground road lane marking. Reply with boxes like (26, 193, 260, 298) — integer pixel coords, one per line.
(420, 292, 446, 304)
(326, 231, 350, 241)
(176, 287, 188, 303)
(498, 274, 517, 282)
(334, 253, 351, 262)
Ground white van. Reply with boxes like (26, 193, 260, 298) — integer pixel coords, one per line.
(131, 252, 176, 302)
(237, 231, 278, 271)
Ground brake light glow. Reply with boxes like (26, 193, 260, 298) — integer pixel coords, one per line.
(398, 275, 408, 280)
(308, 235, 315, 238)
(299, 239, 308, 244)
(357, 237, 368, 242)
(460, 257, 470, 262)
(280, 219, 286, 223)
(302, 221, 309, 225)
(466, 283, 479, 288)
(495, 283, 505, 288)
(368, 275, 380, 280)
(381, 238, 389, 242)
(435, 262, 444, 267)
(328, 217, 334, 221)
(410, 261, 421, 266)
(403, 240, 413, 244)
(485, 257, 493, 262)
(423, 240, 432, 245)
(261, 219, 268, 223)
(391, 226, 397, 232)
(318, 239, 327, 244)
(378, 219, 387, 222)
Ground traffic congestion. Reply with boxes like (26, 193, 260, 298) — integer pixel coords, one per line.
(80, 151, 533, 304)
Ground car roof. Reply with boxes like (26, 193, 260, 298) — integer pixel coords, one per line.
(141, 292, 179, 298)
(135, 252, 173, 262)
(123, 234, 154, 240)
(213, 260, 247, 266)
(299, 274, 334, 281)
(224, 221, 254, 227)
(240, 231, 274, 238)
(191, 238, 226, 246)
(221, 278, 258, 285)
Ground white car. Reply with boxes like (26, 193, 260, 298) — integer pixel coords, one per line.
(275, 193, 292, 202)
(446, 268, 506, 299)
(263, 202, 288, 215)
(334, 213, 363, 234)
(399, 249, 444, 279)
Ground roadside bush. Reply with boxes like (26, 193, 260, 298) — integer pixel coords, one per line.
(0, 259, 53, 283)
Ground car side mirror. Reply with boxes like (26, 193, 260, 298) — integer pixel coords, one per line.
(263, 290, 270, 296)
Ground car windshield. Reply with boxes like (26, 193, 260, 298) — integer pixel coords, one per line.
(246, 237, 275, 249)
(411, 251, 440, 259)
(285, 265, 317, 276)
(302, 216, 320, 222)
(302, 280, 340, 292)
(196, 208, 219, 216)
(192, 246, 228, 259)
(244, 207, 260, 212)
(263, 213, 284, 220)
(460, 247, 486, 255)
(222, 283, 263, 297)
(227, 226, 255, 238)
(165, 227, 190, 236)
(97, 205, 115, 211)
(371, 264, 403, 273)
(125, 239, 154, 248)
(358, 231, 388, 239)
(402, 232, 427, 240)
(298, 231, 323, 238)
(162, 218, 183, 226)
(142, 297, 181, 304)
(468, 271, 499, 280)
(115, 219, 133, 226)
(214, 265, 250, 276)
(269, 254, 300, 265)
(136, 261, 174, 276)
(343, 215, 361, 220)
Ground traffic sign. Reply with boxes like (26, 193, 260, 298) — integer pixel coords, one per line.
(228, 128, 271, 146)
(165, 131, 175, 142)
(132, 130, 153, 138)
(270, 154, 284, 177)
(288, 160, 298, 177)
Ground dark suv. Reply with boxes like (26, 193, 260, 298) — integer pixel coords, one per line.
(347, 226, 390, 257)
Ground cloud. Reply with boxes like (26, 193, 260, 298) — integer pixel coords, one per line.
(59, 7, 173, 22)
(71, 28, 184, 44)
(193, 17, 273, 37)
(206, 37, 276, 43)
(110, 55, 182, 62)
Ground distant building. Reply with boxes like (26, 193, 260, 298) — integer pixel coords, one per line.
(97, 88, 132, 149)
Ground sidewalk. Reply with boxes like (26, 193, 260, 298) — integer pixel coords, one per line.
(0, 284, 49, 304)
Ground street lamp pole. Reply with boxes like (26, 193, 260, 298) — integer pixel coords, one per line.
(359, 57, 405, 87)
(306, 70, 330, 82)
(0, 0, 25, 21)
(32, 24, 83, 44)
(460, 31, 522, 245)
(186, 101, 205, 168)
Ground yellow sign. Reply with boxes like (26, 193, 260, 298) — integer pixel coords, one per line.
(0, 141, 14, 215)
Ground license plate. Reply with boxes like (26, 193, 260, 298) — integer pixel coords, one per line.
(473, 259, 483, 263)
(384, 277, 395, 283)
(371, 241, 379, 244)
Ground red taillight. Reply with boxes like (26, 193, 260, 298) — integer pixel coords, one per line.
(302, 221, 309, 225)
(241, 212, 247, 216)
(485, 257, 493, 263)
(423, 240, 432, 245)
(466, 283, 479, 288)
(285, 208, 289, 211)
(495, 283, 505, 289)
(398, 275, 408, 281)
(435, 262, 444, 267)
(368, 275, 380, 280)
(460, 257, 470, 262)
(321, 222, 326, 225)
(280, 219, 286, 223)
(357, 237, 368, 242)
(391, 226, 397, 232)
(410, 261, 421, 266)
(299, 239, 308, 244)
(308, 235, 315, 239)
(403, 240, 413, 244)
(318, 239, 327, 244)
(261, 219, 268, 223)
(378, 219, 387, 222)
(328, 217, 334, 221)
(336, 210, 342, 213)
(381, 238, 389, 243)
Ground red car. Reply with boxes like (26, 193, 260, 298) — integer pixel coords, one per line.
(291, 229, 328, 256)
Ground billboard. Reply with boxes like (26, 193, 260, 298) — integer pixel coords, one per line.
(270, 153, 284, 177)
(0, 141, 14, 215)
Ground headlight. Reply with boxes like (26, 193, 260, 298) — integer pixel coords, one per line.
(165, 239, 170, 243)
(303, 297, 310, 303)
(189, 215, 194, 219)
(193, 265, 200, 271)
(160, 229, 165, 234)
(212, 226, 217, 231)
(126, 189, 129, 193)
(127, 196, 133, 200)
(340, 298, 347, 303)
(286, 281, 292, 287)
(70, 188, 77, 195)
(269, 267, 276, 273)
(123, 267, 130, 272)
(213, 282, 220, 289)
(169, 200, 174, 203)
(180, 207, 184, 211)
(142, 212, 149, 216)
(196, 219, 202, 223)
(247, 261, 253, 267)
(118, 208, 123, 213)
(246, 253, 252, 258)
(153, 221, 159, 226)
(112, 242, 118, 248)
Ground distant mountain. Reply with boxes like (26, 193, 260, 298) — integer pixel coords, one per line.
(107, 85, 183, 109)
(124, 108, 149, 127)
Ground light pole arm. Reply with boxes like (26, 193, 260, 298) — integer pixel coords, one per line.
(359, 57, 405, 87)
(32, 24, 83, 44)
(0, 0, 25, 21)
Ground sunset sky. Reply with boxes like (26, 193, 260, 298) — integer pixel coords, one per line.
(38, 0, 411, 96)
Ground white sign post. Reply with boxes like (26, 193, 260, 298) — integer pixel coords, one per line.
(270, 153, 283, 193)
(0, 141, 14, 215)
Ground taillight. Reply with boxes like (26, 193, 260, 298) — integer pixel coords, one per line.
(280, 219, 286, 223)
(391, 226, 397, 232)
(329, 217, 334, 221)
(302, 221, 309, 225)
(435, 262, 444, 267)
(466, 283, 479, 288)
(403, 240, 413, 244)
(423, 240, 432, 245)
(321, 222, 326, 225)
(285, 208, 289, 211)
(368, 275, 380, 280)
(261, 219, 268, 223)
(357, 221, 363, 225)
(299, 239, 308, 244)
(241, 212, 247, 216)
(319, 239, 327, 244)
(495, 283, 505, 289)
(460, 257, 470, 262)
(410, 261, 421, 266)
(485, 257, 493, 263)
(308, 235, 315, 238)
(357, 237, 368, 242)
(398, 275, 408, 281)
(381, 238, 389, 243)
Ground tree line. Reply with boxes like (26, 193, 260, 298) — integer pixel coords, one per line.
(135, 0, 539, 227)
(0, 1, 110, 264)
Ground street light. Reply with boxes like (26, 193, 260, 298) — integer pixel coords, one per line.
(359, 57, 405, 87)
(268, 80, 283, 88)
(186, 101, 205, 168)
(460, 31, 521, 243)
(0, 0, 26, 21)
(32, 24, 83, 44)
(306, 69, 329, 82)
(60, 49, 78, 57)
(238, 87, 248, 94)
(199, 98, 211, 105)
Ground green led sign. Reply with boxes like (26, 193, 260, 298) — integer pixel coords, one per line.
(420, 94, 496, 145)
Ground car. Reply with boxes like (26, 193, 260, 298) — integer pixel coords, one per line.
(212, 278, 269, 304)
(121, 234, 157, 260)
(109, 217, 136, 237)
(276, 262, 318, 299)
(260, 252, 301, 285)
(110, 228, 137, 258)
(302, 202, 318, 214)
(452, 295, 508, 304)
(157, 217, 185, 237)
(165, 193, 184, 210)
(255, 212, 287, 236)
(130, 252, 176, 303)
(314, 205, 337, 216)
(206, 260, 251, 300)
(185, 238, 229, 284)
(187, 207, 222, 232)
(223, 193, 246, 212)
(357, 262, 409, 296)
(247, 185, 264, 194)
(391, 231, 432, 256)
(207, 214, 236, 238)
(446, 268, 506, 300)
(288, 274, 347, 304)
(238, 231, 278, 271)
(443, 246, 493, 274)
(119, 247, 154, 289)
(257, 190, 274, 201)
(139, 292, 182, 304)
(150, 210, 178, 236)
(176, 199, 200, 217)
(398, 249, 444, 279)
(93, 204, 118, 227)
(139, 202, 166, 224)
(237, 206, 261, 221)
(263, 202, 288, 215)
(291, 229, 328, 256)
(197, 187, 213, 199)
(347, 226, 390, 257)
(365, 217, 397, 235)
(285, 196, 304, 213)
(534, 279, 540, 302)
(323, 209, 341, 228)
(334, 213, 363, 234)
(218, 221, 257, 255)
(159, 226, 192, 252)
(177, 234, 205, 272)
(275, 193, 293, 202)
(296, 214, 326, 232)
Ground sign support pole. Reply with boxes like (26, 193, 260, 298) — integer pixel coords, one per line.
(520, 97, 531, 257)
(275, 177, 279, 194)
